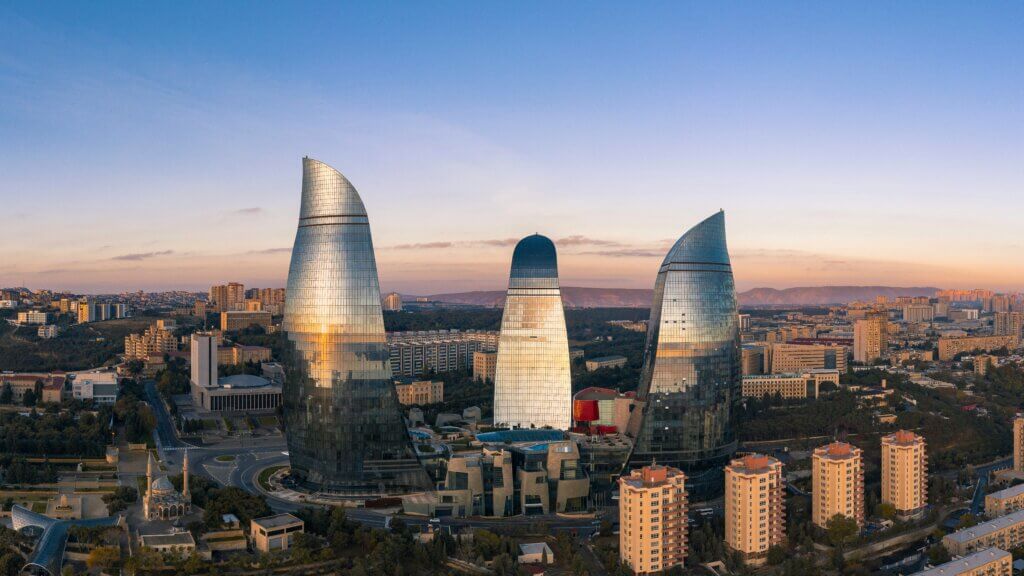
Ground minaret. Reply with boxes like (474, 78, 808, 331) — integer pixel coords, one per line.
(182, 449, 190, 502)
(145, 452, 153, 498)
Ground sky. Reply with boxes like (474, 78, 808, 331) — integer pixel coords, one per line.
(1, 2, 1022, 295)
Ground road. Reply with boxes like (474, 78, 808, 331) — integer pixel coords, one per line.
(144, 381, 602, 535)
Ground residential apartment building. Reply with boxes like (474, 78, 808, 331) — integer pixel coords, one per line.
(741, 370, 840, 400)
(1014, 416, 1024, 473)
(724, 454, 785, 565)
(943, 509, 1024, 556)
(741, 344, 765, 375)
(387, 330, 499, 377)
(16, 310, 49, 325)
(124, 320, 177, 360)
(812, 442, 865, 529)
(394, 379, 444, 406)
(902, 304, 935, 323)
(473, 351, 497, 382)
(975, 355, 997, 376)
(985, 484, 1024, 518)
(854, 315, 888, 363)
(768, 343, 848, 374)
(994, 312, 1024, 338)
(382, 292, 403, 311)
(220, 310, 272, 332)
(881, 430, 927, 516)
(938, 335, 1019, 361)
(209, 283, 246, 312)
(619, 465, 688, 575)
(911, 547, 1011, 576)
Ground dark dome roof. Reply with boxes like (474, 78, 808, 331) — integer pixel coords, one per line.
(510, 234, 558, 279)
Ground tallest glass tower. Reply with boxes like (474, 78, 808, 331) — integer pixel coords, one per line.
(281, 157, 431, 494)
(626, 211, 741, 498)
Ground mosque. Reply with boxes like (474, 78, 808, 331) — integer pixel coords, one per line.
(143, 450, 192, 520)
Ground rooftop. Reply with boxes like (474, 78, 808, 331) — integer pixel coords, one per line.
(252, 513, 303, 530)
(913, 547, 1010, 575)
(986, 482, 1024, 502)
(815, 442, 860, 460)
(729, 454, 778, 474)
(140, 531, 196, 547)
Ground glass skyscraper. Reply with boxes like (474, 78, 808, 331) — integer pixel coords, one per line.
(626, 211, 740, 498)
(493, 234, 572, 430)
(280, 157, 431, 494)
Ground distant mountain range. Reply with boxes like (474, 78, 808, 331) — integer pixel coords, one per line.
(416, 285, 941, 308)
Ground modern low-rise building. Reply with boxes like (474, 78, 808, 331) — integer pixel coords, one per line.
(0, 372, 66, 403)
(70, 371, 119, 404)
(250, 514, 304, 553)
(572, 387, 635, 434)
(768, 343, 848, 374)
(139, 531, 197, 556)
(910, 547, 1011, 576)
(192, 374, 282, 412)
(741, 370, 840, 400)
(619, 465, 687, 575)
(812, 442, 865, 529)
(724, 454, 785, 565)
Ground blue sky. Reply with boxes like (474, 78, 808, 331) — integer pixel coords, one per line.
(1, 2, 1022, 293)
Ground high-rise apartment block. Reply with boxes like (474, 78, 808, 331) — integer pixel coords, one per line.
(473, 350, 497, 382)
(190, 333, 218, 390)
(994, 312, 1024, 338)
(902, 304, 934, 323)
(382, 292, 403, 312)
(724, 454, 785, 565)
(209, 282, 245, 312)
(387, 330, 499, 378)
(854, 315, 887, 363)
(1014, 416, 1024, 473)
(881, 430, 927, 516)
(619, 465, 688, 575)
(812, 442, 865, 529)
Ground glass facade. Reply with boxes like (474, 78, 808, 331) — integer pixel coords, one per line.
(493, 234, 573, 430)
(281, 157, 431, 494)
(626, 211, 740, 498)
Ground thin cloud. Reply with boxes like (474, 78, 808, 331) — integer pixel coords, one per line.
(555, 235, 621, 247)
(111, 250, 174, 261)
(579, 248, 666, 258)
(246, 247, 291, 255)
(232, 207, 264, 216)
(390, 241, 455, 250)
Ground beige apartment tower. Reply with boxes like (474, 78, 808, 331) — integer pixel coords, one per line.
(812, 442, 865, 529)
(853, 315, 887, 363)
(881, 430, 927, 516)
(724, 454, 785, 565)
(1014, 416, 1024, 473)
(619, 465, 688, 575)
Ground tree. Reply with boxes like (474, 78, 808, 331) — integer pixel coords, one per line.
(956, 513, 979, 530)
(22, 389, 36, 407)
(86, 546, 120, 570)
(0, 384, 12, 405)
(874, 502, 896, 520)
(766, 545, 788, 565)
(928, 544, 951, 564)
(826, 514, 859, 547)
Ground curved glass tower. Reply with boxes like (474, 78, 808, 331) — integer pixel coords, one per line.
(626, 211, 740, 498)
(493, 234, 572, 430)
(281, 157, 431, 494)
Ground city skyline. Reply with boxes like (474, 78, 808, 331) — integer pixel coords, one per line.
(3, 3, 1024, 293)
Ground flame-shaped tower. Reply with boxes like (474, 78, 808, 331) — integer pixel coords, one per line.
(626, 211, 741, 498)
(281, 157, 431, 494)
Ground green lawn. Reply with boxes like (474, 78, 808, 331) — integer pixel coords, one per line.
(215, 455, 236, 463)
(257, 465, 287, 492)
(258, 415, 279, 426)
